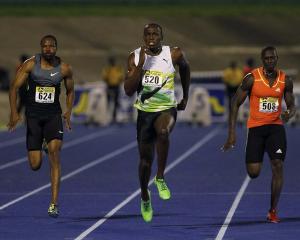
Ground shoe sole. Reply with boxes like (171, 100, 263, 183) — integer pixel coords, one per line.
(267, 219, 279, 223)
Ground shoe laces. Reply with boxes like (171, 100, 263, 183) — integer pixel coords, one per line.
(142, 201, 151, 211)
(156, 179, 168, 191)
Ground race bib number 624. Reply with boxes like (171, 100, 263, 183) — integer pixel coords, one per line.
(35, 86, 55, 103)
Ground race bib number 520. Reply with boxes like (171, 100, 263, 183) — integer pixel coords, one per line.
(35, 87, 55, 103)
(142, 70, 163, 87)
(259, 97, 279, 113)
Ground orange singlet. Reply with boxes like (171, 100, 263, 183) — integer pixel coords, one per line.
(247, 67, 285, 128)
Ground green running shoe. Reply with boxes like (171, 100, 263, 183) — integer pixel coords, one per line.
(48, 203, 59, 218)
(154, 176, 171, 200)
(141, 191, 153, 222)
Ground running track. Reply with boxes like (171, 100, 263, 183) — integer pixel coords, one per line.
(0, 123, 299, 240)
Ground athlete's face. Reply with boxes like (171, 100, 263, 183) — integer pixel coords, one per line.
(262, 49, 278, 71)
(143, 26, 162, 50)
(41, 38, 57, 61)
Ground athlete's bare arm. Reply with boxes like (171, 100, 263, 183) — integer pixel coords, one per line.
(7, 58, 34, 131)
(62, 63, 74, 130)
(124, 47, 147, 96)
(222, 73, 254, 151)
(282, 76, 296, 122)
(171, 47, 190, 111)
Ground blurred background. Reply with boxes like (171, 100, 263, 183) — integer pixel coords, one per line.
(0, 0, 299, 128)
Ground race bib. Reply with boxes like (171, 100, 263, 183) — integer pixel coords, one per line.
(142, 70, 164, 87)
(35, 86, 55, 103)
(259, 97, 279, 113)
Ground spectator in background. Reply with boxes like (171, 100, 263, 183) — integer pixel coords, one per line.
(101, 56, 124, 124)
(0, 65, 10, 91)
(223, 61, 244, 113)
(243, 57, 255, 76)
(16, 54, 30, 114)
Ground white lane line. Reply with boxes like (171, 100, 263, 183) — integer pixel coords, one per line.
(0, 157, 28, 171)
(0, 141, 136, 210)
(215, 176, 251, 240)
(74, 127, 221, 240)
(0, 128, 115, 171)
(0, 136, 26, 149)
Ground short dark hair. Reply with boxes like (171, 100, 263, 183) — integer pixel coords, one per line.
(144, 23, 163, 39)
(261, 46, 277, 58)
(40, 35, 57, 47)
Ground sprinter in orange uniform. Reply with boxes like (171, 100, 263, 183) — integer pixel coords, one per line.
(222, 46, 296, 223)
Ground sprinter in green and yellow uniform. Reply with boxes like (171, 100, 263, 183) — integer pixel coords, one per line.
(124, 23, 190, 222)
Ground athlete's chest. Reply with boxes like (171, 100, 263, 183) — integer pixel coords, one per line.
(252, 80, 284, 98)
(30, 66, 63, 86)
(143, 54, 173, 72)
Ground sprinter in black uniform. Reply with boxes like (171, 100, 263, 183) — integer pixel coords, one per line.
(8, 35, 74, 217)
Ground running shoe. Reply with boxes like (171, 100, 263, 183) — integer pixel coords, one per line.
(48, 203, 59, 218)
(141, 191, 153, 222)
(154, 176, 171, 200)
(267, 209, 280, 223)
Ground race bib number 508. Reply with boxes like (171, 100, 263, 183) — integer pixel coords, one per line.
(35, 87, 55, 103)
(259, 97, 279, 113)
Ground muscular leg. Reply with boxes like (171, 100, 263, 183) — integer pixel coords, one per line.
(28, 151, 43, 170)
(47, 139, 62, 205)
(270, 159, 283, 210)
(138, 142, 154, 201)
(154, 112, 175, 179)
(246, 162, 262, 179)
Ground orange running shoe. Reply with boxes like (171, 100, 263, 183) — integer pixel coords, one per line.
(267, 209, 280, 223)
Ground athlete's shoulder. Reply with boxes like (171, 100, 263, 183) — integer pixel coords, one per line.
(18, 55, 35, 72)
(61, 61, 73, 77)
(132, 47, 141, 54)
(240, 73, 254, 91)
(169, 46, 185, 63)
(169, 46, 182, 53)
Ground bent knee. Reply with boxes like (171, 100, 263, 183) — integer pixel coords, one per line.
(28, 153, 42, 171)
(30, 162, 41, 171)
(157, 128, 169, 139)
(248, 172, 260, 179)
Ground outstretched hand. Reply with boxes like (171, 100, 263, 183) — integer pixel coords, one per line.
(177, 98, 188, 111)
(281, 109, 291, 123)
(221, 135, 236, 152)
(7, 113, 21, 132)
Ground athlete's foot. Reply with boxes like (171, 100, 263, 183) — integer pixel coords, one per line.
(48, 203, 59, 218)
(267, 209, 280, 223)
(141, 191, 153, 222)
(154, 176, 171, 200)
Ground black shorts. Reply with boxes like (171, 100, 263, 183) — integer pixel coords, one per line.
(246, 124, 286, 163)
(26, 114, 63, 151)
(137, 108, 177, 144)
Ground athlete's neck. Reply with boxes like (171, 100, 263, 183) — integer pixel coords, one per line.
(263, 68, 277, 79)
(42, 56, 57, 67)
(148, 46, 162, 55)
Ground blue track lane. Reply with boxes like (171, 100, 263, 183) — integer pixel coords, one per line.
(0, 124, 299, 240)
